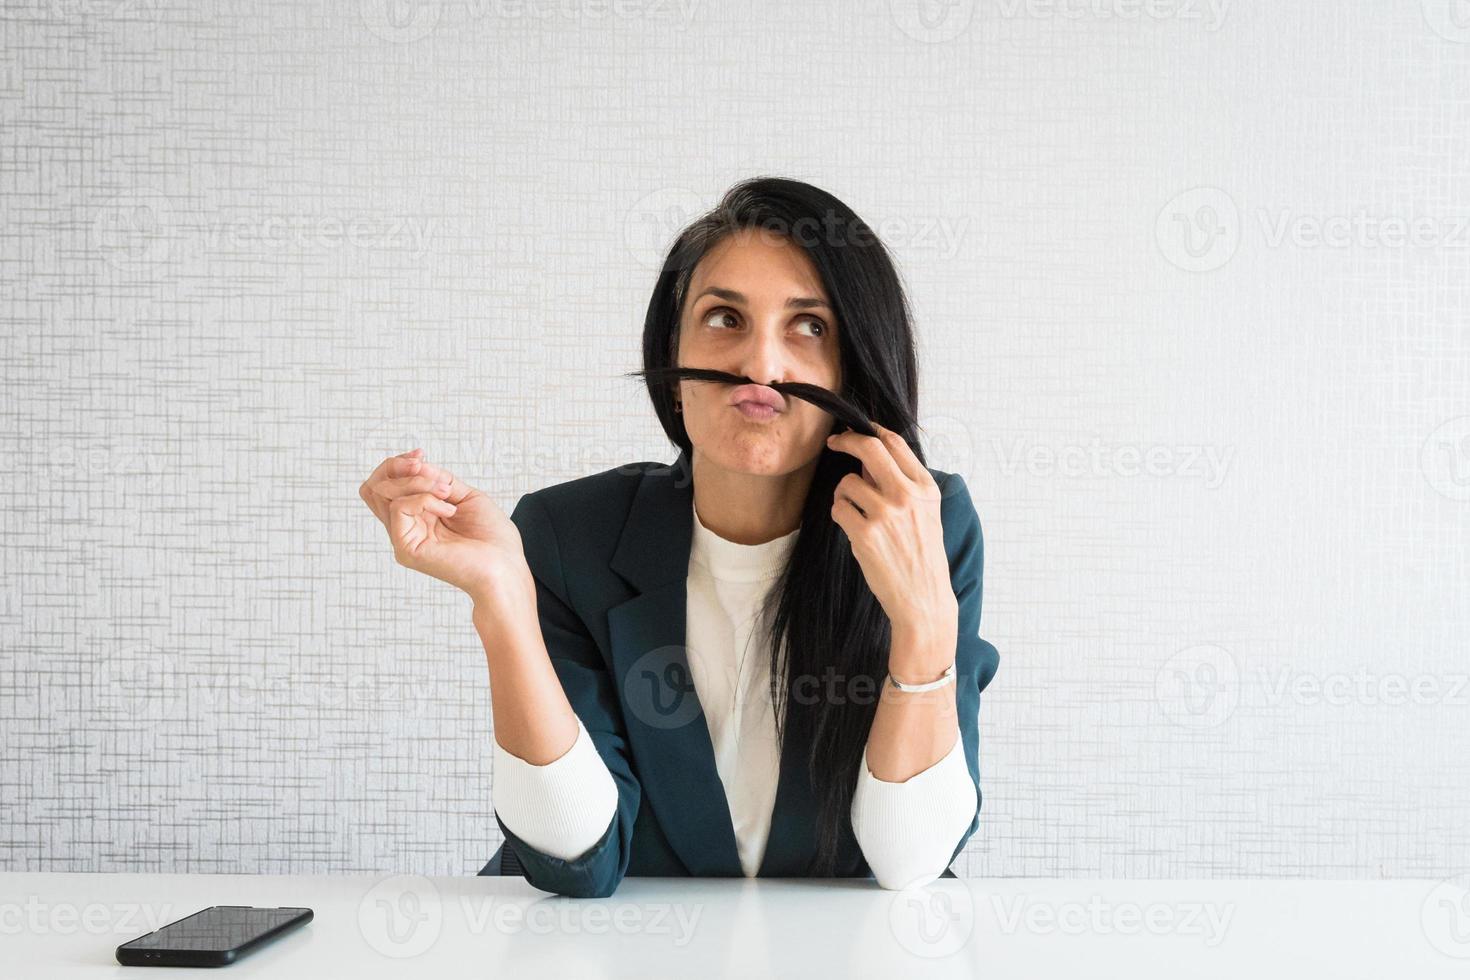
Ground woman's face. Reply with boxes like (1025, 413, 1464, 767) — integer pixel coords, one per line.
(675, 229, 843, 476)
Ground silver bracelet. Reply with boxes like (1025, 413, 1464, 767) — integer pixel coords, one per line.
(885, 663, 956, 693)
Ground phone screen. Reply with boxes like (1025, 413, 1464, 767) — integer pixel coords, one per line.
(118, 906, 312, 965)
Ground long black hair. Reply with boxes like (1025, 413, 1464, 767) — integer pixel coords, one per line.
(635, 175, 928, 874)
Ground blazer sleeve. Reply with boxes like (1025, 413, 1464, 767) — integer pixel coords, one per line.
(491, 490, 643, 898)
(937, 471, 1002, 869)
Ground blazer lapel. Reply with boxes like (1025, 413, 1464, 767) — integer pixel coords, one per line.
(755, 727, 818, 877)
(607, 448, 744, 877)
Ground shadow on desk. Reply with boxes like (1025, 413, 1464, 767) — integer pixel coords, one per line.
(478, 843, 957, 879)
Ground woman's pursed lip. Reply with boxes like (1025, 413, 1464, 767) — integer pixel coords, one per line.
(732, 402, 780, 419)
(728, 384, 787, 411)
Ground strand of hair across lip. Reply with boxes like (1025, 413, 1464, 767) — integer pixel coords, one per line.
(625, 366, 878, 437)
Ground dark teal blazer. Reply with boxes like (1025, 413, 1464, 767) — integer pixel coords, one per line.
(479, 446, 1000, 896)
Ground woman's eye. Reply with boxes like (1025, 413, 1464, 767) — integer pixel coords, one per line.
(701, 308, 827, 338)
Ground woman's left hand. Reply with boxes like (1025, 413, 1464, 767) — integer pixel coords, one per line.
(825, 423, 958, 649)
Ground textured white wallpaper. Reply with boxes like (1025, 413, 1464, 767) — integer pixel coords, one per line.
(2, 0, 1467, 880)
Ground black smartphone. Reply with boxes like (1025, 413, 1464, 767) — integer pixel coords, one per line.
(115, 905, 313, 967)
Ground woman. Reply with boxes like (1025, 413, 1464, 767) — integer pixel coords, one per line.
(358, 176, 1000, 898)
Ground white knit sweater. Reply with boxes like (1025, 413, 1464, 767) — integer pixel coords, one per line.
(492, 496, 978, 888)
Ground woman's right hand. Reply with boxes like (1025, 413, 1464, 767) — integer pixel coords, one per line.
(359, 448, 529, 605)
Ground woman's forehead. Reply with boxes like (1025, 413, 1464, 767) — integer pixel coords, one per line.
(690, 233, 829, 301)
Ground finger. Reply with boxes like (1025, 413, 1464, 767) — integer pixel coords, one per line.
(429, 467, 470, 505)
(361, 449, 430, 526)
(835, 472, 883, 517)
(362, 491, 389, 528)
(370, 474, 455, 501)
(388, 492, 457, 555)
(871, 423, 931, 485)
(361, 465, 437, 523)
(364, 448, 427, 490)
(388, 453, 428, 479)
(830, 494, 867, 527)
(398, 456, 471, 505)
(826, 429, 904, 494)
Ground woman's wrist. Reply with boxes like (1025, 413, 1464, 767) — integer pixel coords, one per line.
(471, 588, 545, 670)
(468, 559, 536, 625)
(887, 614, 958, 683)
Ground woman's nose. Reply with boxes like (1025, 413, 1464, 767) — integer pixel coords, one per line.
(738, 329, 788, 387)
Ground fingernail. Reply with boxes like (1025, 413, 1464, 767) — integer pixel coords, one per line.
(435, 482, 450, 494)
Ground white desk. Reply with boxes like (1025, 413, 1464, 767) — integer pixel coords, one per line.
(4, 871, 1467, 978)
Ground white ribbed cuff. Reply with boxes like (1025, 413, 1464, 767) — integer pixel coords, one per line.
(492, 716, 618, 862)
(851, 730, 978, 890)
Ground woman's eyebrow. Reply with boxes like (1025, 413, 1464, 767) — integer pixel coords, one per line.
(694, 286, 831, 311)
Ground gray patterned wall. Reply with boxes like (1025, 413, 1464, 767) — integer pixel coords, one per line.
(2, 0, 1467, 878)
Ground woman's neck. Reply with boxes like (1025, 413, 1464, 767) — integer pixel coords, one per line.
(689, 450, 816, 545)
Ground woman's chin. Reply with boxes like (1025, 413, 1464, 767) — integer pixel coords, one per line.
(701, 428, 816, 475)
